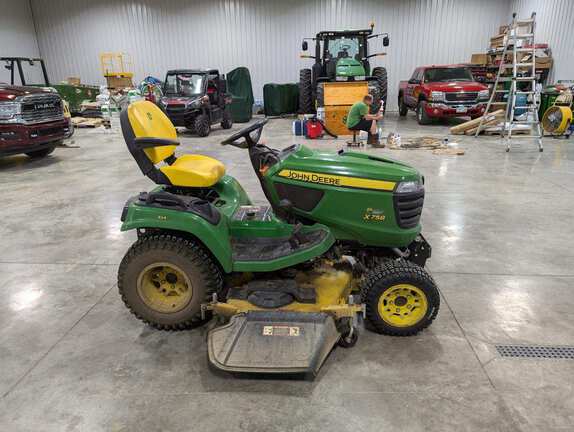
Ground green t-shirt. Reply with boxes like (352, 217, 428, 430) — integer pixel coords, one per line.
(346, 102, 368, 128)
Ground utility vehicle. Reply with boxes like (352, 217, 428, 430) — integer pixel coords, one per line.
(298, 23, 389, 114)
(118, 101, 439, 375)
(398, 65, 489, 124)
(158, 69, 232, 137)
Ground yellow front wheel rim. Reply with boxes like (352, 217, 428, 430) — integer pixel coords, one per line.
(137, 262, 193, 313)
(378, 284, 428, 328)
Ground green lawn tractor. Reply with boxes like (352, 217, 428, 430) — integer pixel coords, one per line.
(1, 57, 97, 114)
(299, 23, 389, 114)
(118, 101, 439, 376)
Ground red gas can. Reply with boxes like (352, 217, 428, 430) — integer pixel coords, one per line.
(305, 119, 323, 139)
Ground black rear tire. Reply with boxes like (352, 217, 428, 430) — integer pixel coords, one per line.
(194, 114, 211, 137)
(118, 234, 223, 330)
(372, 67, 388, 114)
(221, 109, 233, 129)
(316, 82, 324, 109)
(299, 68, 314, 114)
(417, 100, 432, 125)
(26, 143, 57, 159)
(361, 260, 439, 336)
(398, 94, 408, 116)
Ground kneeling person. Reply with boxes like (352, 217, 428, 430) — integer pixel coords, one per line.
(346, 94, 383, 144)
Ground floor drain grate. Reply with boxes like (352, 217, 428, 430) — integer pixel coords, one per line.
(496, 344, 574, 359)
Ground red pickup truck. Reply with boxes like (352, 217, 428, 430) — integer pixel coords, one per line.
(398, 65, 489, 124)
(0, 84, 70, 158)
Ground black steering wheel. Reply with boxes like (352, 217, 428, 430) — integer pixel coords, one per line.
(221, 119, 268, 149)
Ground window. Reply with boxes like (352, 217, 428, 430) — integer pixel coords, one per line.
(424, 67, 473, 83)
(164, 73, 204, 96)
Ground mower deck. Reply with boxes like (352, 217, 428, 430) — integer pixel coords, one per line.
(207, 311, 340, 375)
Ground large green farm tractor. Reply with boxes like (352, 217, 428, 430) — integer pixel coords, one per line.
(298, 23, 389, 114)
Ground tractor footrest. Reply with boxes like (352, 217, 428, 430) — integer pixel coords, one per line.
(207, 311, 340, 375)
(231, 228, 328, 262)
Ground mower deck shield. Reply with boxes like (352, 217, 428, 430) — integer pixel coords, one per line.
(207, 311, 340, 375)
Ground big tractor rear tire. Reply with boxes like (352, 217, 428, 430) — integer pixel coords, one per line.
(299, 68, 314, 114)
(372, 67, 388, 114)
(316, 82, 325, 109)
(118, 234, 223, 330)
(361, 260, 439, 336)
(368, 85, 382, 114)
(194, 114, 211, 137)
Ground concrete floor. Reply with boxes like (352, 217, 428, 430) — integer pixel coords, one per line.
(1, 112, 573, 431)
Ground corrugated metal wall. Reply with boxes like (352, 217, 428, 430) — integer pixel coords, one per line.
(0, 0, 42, 84)
(509, 0, 574, 83)
(31, 0, 510, 110)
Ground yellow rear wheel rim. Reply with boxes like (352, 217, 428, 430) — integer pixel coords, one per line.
(378, 284, 428, 328)
(137, 262, 193, 313)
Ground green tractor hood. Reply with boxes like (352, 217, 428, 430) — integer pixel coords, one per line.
(336, 58, 366, 77)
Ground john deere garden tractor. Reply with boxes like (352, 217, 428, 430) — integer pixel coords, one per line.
(118, 101, 439, 376)
(298, 23, 389, 114)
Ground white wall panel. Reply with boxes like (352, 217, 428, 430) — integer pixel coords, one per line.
(0, 0, 41, 84)
(509, 0, 574, 83)
(31, 0, 510, 110)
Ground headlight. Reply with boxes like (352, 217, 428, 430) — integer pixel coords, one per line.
(335, 76, 348, 81)
(0, 102, 21, 121)
(430, 91, 444, 102)
(395, 180, 424, 194)
(478, 89, 490, 100)
(354, 75, 365, 81)
(188, 99, 202, 109)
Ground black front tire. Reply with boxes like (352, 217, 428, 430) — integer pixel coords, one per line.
(26, 143, 57, 159)
(221, 109, 233, 129)
(417, 101, 432, 125)
(372, 67, 388, 114)
(118, 234, 223, 330)
(299, 68, 314, 114)
(361, 260, 440, 336)
(369, 85, 382, 114)
(194, 114, 211, 137)
(398, 95, 408, 116)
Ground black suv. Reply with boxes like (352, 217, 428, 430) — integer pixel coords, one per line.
(158, 69, 232, 137)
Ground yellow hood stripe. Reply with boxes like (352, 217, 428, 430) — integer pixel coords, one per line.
(278, 169, 396, 191)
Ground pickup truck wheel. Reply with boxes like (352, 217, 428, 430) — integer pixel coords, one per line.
(25, 143, 57, 159)
(194, 114, 211, 137)
(416, 101, 432, 125)
(398, 95, 408, 117)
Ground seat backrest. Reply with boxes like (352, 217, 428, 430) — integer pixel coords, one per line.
(121, 100, 177, 183)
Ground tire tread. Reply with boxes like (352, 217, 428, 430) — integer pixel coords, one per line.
(117, 234, 222, 331)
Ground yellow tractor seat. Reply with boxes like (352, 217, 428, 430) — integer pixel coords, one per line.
(160, 154, 225, 188)
(120, 100, 225, 188)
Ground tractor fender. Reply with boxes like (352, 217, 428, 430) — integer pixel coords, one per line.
(121, 204, 233, 273)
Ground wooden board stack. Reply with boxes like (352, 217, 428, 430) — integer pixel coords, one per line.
(449, 110, 505, 136)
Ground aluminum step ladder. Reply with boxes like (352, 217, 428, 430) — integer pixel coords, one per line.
(475, 12, 543, 152)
